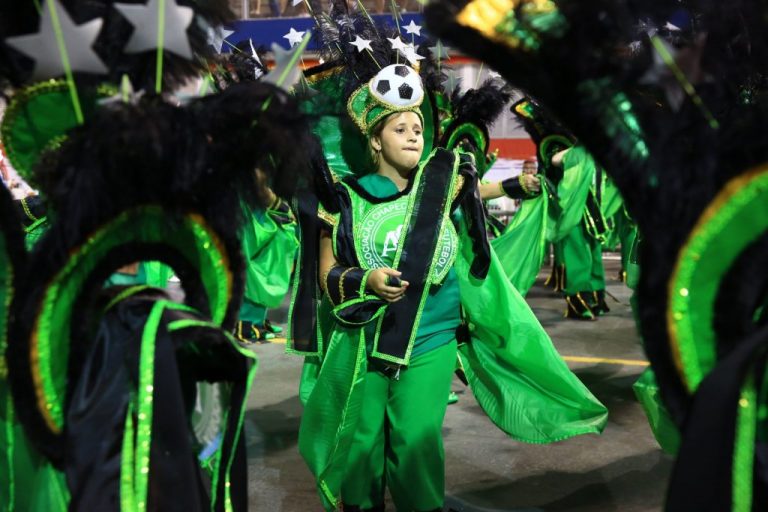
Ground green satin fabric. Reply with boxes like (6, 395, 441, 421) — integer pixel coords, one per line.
(632, 369, 680, 455)
(561, 223, 605, 295)
(456, 224, 608, 443)
(547, 145, 596, 243)
(490, 187, 550, 296)
(298, 326, 368, 510)
(242, 208, 299, 309)
(600, 177, 623, 222)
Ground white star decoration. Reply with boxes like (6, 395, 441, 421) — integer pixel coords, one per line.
(387, 37, 407, 52)
(264, 42, 303, 91)
(5, 0, 108, 80)
(350, 35, 373, 53)
(206, 24, 235, 54)
(283, 28, 305, 47)
(115, 0, 195, 59)
(402, 44, 424, 65)
(403, 20, 422, 37)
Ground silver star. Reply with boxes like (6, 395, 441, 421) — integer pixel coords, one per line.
(441, 69, 460, 92)
(429, 40, 449, 60)
(403, 20, 422, 37)
(283, 27, 305, 47)
(206, 24, 234, 54)
(387, 37, 407, 52)
(5, 0, 107, 80)
(664, 22, 681, 32)
(264, 40, 306, 91)
(350, 35, 373, 53)
(115, 0, 195, 59)
(401, 44, 424, 65)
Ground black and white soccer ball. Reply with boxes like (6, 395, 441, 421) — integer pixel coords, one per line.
(370, 64, 424, 107)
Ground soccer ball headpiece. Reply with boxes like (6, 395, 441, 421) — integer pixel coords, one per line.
(347, 64, 425, 136)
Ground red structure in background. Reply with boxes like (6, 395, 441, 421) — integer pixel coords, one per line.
(489, 138, 536, 160)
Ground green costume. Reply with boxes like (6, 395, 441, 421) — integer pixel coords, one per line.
(290, 147, 608, 510)
(237, 198, 299, 341)
(555, 145, 612, 319)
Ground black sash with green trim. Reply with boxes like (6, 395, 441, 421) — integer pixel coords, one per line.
(372, 149, 457, 364)
(584, 190, 612, 240)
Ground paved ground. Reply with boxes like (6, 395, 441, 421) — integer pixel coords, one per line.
(243, 256, 674, 511)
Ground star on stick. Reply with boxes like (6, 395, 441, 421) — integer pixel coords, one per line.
(387, 37, 407, 52)
(264, 32, 311, 91)
(429, 40, 449, 61)
(403, 20, 422, 37)
(5, 0, 108, 80)
(350, 35, 373, 53)
(442, 69, 461, 92)
(283, 27, 306, 47)
(115, 0, 195, 59)
(402, 44, 424, 65)
(206, 24, 235, 54)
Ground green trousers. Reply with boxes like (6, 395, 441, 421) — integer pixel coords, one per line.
(342, 341, 457, 511)
(239, 300, 267, 325)
(562, 222, 605, 295)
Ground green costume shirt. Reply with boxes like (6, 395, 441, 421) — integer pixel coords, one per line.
(357, 174, 460, 358)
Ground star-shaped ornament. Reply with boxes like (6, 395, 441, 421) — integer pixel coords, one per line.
(663, 22, 681, 32)
(283, 28, 305, 47)
(350, 35, 373, 53)
(5, 0, 108, 80)
(429, 40, 449, 61)
(403, 20, 422, 37)
(401, 44, 424, 65)
(115, 0, 194, 59)
(387, 37, 407, 52)
(264, 42, 304, 91)
(442, 69, 461, 92)
(639, 33, 707, 111)
(206, 24, 235, 54)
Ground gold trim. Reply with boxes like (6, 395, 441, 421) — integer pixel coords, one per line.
(338, 267, 355, 304)
(451, 175, 466, 203)
(21, 197, 38, 222)
(305, 65, 344, 85)
(317, 207, 338, 227)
